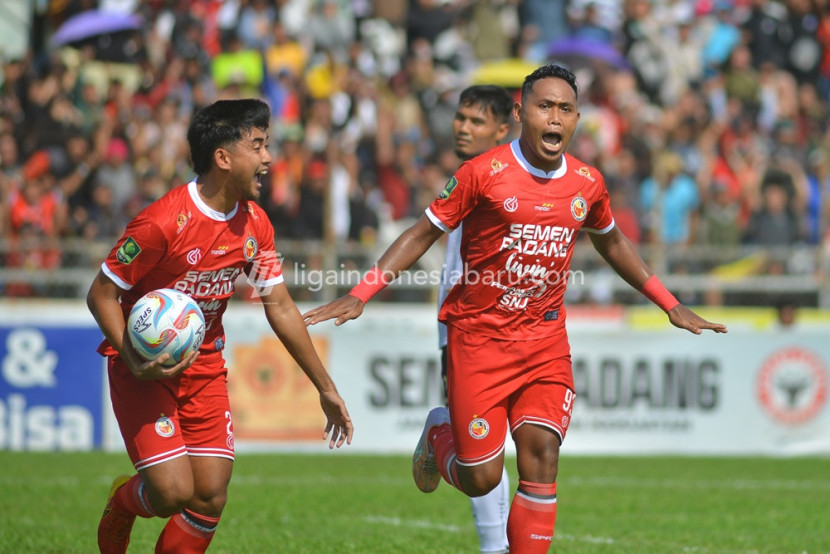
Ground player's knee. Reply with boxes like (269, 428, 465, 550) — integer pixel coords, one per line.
(459, 464, 503, 497)
(145, 476, 195, 517)
(191, 488, 228, 517)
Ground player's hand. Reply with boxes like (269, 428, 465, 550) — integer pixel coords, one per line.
(319, 389, 354, 449)
(667, 305, 728, 335)
(303, 294, 365, 326)
(128, 344, 199, 381)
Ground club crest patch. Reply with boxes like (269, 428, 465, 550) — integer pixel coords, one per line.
(244, 236, 258, 262)
(439, 176, 459, 199)
(468, 417, 489, 439)
(571, 195, 587, 221)
(155, 416, 175, 437)
(116, 237, 142, 264)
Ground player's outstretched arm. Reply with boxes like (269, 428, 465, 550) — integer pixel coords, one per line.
(87, 271, 198, 380)
(589, 227, 727, 334)
(303, 215, 445, 326)
(259, 281, 353, 448)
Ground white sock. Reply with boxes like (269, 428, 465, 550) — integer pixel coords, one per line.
(470, 466, 510, 553)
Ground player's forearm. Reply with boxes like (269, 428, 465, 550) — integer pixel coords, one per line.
(267, 306, 336, 393)
(87, 274, 126, 348)
(87, 277, 145, 367)
(591, 229, 679, 312)
(351, 216, 443, 302)
(590, 228, 651, 289)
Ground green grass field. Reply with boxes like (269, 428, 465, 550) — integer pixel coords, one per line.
(0, 452, 827, 553)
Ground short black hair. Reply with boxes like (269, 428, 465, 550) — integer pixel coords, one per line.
(521, 64, 578, 103)
(187, 99, 271, 175)
(458, 85, 513, 123)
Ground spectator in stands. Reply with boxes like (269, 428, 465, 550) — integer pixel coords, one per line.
(291, 158, 328, 240)
(640, 151, 700, 245)
(3, 162, 67, 295)
(93, 137, 136, 216)
(700, 179, 741, 247)
(743, 178, 801, 246)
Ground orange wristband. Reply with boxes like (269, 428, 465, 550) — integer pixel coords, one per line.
(640, 275, 680, 312)
(350, 267, 392, 303)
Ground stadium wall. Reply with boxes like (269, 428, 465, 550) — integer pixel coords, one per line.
(1, 301, 828, 456)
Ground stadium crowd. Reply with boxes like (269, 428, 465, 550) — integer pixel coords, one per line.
(0, 0, 828, 302)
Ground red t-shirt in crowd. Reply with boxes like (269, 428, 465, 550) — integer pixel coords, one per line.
(427, 140, 615, 340)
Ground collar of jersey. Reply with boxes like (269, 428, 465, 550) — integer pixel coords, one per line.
(188, 180, 239, 221)
(509, 139, 568, 180)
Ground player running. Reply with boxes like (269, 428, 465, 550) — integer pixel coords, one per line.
(88, 99, 352, 554)
(304, 64, 726, 553)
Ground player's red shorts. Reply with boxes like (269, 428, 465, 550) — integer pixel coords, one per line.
(107, 352, 235, 471)
(445, 325, 575, 466)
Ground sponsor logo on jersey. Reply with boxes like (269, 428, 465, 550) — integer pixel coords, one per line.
(244, 237, 258, 261)
(570, 195, 587, 221)
(186, 248, 202, 265)
(176, 212, 190, 234)
(211, 245, 229, 256)
(535, 202, 555, 212)
(438, 176, 458, 199)
(155, 415, 175, 437)
(577, 166, 595, 182)
(468, 417, 489, 439)
(116, 236, 142, 264)
(214, 338, 225, 351)
(503, 196, 518, 212)
(561, 415, 570, 428)
(490, 159, 508, 175)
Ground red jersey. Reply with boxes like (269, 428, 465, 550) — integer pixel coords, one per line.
(100, 180, 283, 356)
(427, 141, 615, 340)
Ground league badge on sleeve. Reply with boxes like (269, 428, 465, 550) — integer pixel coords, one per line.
(438, 176, 459, 200)
(116, 236, 142, 264)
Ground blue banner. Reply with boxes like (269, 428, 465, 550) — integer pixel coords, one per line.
(0, 326, 105, 450)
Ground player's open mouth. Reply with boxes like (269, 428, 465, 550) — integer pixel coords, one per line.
(542, 132, 563, 151)
(255, 170, 268, 184)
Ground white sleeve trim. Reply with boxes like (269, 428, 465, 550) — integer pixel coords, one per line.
(101, 262, 133, 290)
(584, 218, 616, 235)
(425, 207, 452, 233)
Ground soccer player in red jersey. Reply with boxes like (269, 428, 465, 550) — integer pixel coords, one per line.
(439, 84, 514, 554)
(87, 98, 353, 554)
(304, 65, 726, 553)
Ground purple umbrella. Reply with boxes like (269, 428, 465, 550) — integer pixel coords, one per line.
(547, 37, 629, 69)
(51, 10, 143, 47)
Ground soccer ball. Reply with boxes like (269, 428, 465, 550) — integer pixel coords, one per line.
(127, 288, 205, 367)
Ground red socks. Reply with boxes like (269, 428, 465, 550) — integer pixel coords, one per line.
(507, 480, 557, 553)
(430, 422, 464, 491)
(113, 474, 157, 518)
(155, 508, 220, 554)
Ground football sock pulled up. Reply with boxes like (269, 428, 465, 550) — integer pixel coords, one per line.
(155, 508, 220, 554)
(507, 480, 557, 553)
(113, 474, 157, 518)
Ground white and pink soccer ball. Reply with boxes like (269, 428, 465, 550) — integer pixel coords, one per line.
(127, 288, 205, 367)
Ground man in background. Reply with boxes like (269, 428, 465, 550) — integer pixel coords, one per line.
(437, 84, 514, 554)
